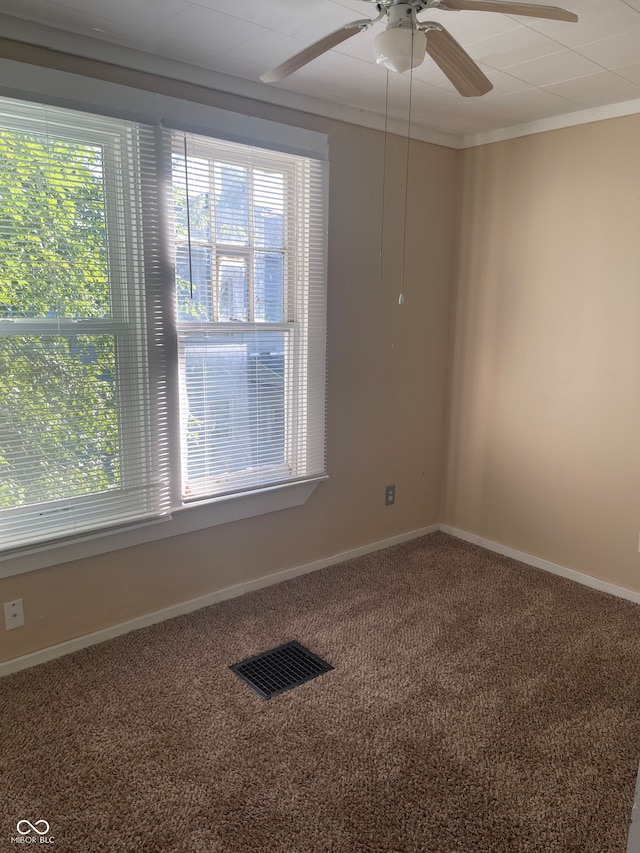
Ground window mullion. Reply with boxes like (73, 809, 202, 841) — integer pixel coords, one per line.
(151, 128, 182, 512)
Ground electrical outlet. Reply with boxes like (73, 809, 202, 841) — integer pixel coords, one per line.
(385, 484, 396, 506)
(4, 598, 25, 631)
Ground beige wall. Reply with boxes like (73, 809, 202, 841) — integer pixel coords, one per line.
(0, 43, 458, 662)
(6, 41, 639, 666)
(444, 116, 640, 592)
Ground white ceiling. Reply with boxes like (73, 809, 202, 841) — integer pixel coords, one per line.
(3, 0, 640, 143)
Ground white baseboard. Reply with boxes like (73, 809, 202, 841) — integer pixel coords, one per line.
(0, 524, 439, 678)
(5, 522, 638, 678)
(440, 525, 640, 606)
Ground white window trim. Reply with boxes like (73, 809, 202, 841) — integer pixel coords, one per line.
(0, 60, 329, 578)
(0, 476, 328, 579)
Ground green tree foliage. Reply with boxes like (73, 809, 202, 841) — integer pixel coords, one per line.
(0, 129, 120, 508)
(0, 131, 109, 318)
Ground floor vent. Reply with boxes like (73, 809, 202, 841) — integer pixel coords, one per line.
(229, 640, 333, 700)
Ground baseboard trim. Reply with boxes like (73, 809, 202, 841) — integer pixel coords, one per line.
(6, 522, 637, 678)
(0, 524, 439, 677)
(440, 525, 640, 606)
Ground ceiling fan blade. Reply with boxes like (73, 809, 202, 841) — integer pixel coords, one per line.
(438, 0, 578, 23)
(423, 25, 493, 97)
(260, 19, 372, 83)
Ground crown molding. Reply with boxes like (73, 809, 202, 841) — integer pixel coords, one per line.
(460, 96, 640, 148)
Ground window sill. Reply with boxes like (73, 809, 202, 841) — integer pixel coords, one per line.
(0, 476, 327, 580)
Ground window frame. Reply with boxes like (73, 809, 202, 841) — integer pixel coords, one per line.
(0, 60, 328, 579)
(170, 135, 308, 505)
(0, 110, 164, 549)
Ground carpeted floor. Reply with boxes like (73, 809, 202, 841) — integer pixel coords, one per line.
(2, 532, 640, 853)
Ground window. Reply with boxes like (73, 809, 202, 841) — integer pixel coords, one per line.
(0, 97, 327, 555)
(172, 133, 325, 502)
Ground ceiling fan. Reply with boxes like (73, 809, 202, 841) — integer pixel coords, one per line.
(260, 0, 578, 97)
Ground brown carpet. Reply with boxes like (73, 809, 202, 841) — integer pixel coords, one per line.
(2, 532, 640, 853)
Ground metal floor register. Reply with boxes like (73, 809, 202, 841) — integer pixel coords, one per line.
(229, 640, 333, 700)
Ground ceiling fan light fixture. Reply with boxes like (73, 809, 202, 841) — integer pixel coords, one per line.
(375, 24, 426, 73)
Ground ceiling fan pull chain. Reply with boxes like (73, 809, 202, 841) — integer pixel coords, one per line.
(399, 30, 415, 308)
(378, 69, 391, 298)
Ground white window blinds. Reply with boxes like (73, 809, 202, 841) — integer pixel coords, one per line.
(0, 99, 170, 551)
(0, 94, 327, 556)
(171, 132, 326, 502)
